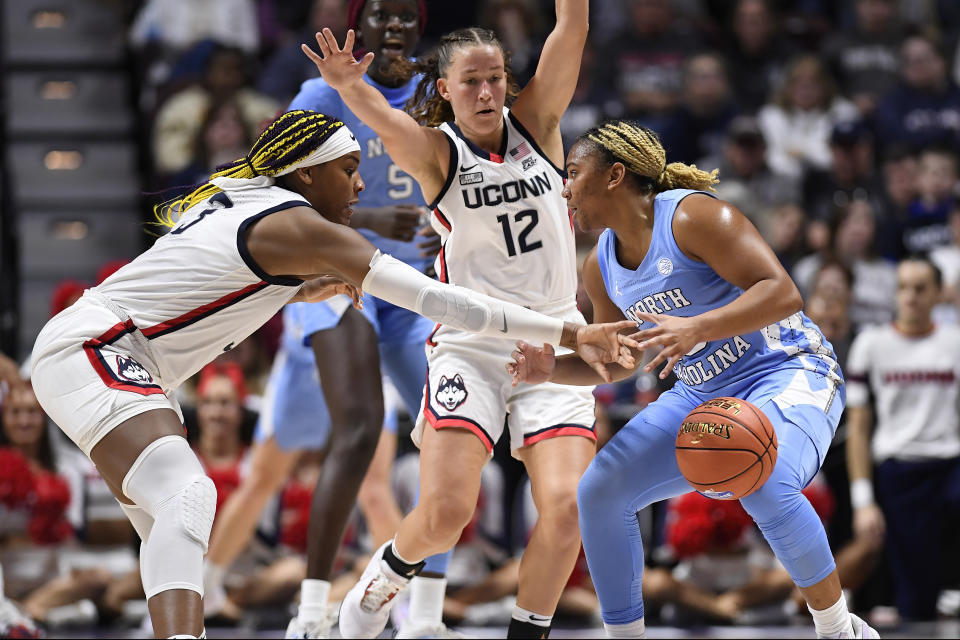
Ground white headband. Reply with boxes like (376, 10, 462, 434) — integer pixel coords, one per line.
(210, 125, 361, 192)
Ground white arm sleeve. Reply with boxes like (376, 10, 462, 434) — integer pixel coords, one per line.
(361, 251, 564, 345)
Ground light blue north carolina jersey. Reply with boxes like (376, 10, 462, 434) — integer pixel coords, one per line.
(597, 189, 843, 394)
(289, 74, 428, 268)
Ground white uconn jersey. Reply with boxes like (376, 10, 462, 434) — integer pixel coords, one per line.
(429, 108, 577, 309)
(93, 185, 307, 388)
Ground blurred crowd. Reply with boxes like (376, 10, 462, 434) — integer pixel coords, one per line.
(2, 0, 960, 635)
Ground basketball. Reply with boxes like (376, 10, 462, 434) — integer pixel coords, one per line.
(675, 397, 777, 500)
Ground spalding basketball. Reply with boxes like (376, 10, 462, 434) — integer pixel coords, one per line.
(675, 397, 777, 500)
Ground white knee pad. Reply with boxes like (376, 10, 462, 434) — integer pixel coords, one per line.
(118, 501, 154, 541)
(123, 435, 216, 598)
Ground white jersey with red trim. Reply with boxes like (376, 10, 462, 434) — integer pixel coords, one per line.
(93, 185, 307, 388)
(428, 108, 577, 310)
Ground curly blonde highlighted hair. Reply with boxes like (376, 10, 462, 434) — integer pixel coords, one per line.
(153, 110, 346, 227)
(577, 121, 719, 193)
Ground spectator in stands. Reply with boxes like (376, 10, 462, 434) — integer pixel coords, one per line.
(875, 34, 960, 153)
(599, 0, 701, 127)
(193, 364, 248, 508)
(931, 205, 960, 324)
(49, 281, 86, 319)
(660, 52, 740, 165)
(758, 54, 859, 178)
(129, 0, 260, 55)
(644, 489, 825, 626)
(478, 0, 546, 86)
(793, 199, 897, 328)
(193, 363, 306, 617)
(876, 144, 919, 260)
(257, 0, 350, 105)
(901, 144, 959, 254)
(823, 0, 904, 117)
(805, 291, 853, 371)
(768, 203, 809, 273)
(152, 45, 279, 177)
(559, 39, 623, 151)
(845, 255, 960, 621)
(699, 116, 800, 243)
(723, 0, 794, 112)
(0, 386, 73, 610)
(804, 120, 883, 223)
(166, 98, 253, 189)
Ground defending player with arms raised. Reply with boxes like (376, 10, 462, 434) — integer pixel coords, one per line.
(28, 110, 636, 639)
(201, 3, 458, 637)
(301, 4, 597, 637)
(508, 121, 880, 639)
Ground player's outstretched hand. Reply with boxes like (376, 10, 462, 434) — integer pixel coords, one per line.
(301, 28, 373, 91)
(630, 311, 702, 379)
(507, 341, 555, 387)
(353, 205, 425, 242)
(295, 276, 363, 308)
(575, 320, 640, 383)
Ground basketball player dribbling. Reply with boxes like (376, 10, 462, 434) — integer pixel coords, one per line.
(28, 110, 636, 639)
(507, 121, 880, 639)
(300, 5, 599, 637)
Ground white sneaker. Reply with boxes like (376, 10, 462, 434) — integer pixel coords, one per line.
(285, 612, 335, 639)
(396, 619, 469, 638)
(339, 541, 414, 639)
(848, 613, 880, 639)
(820, 613, 881, 639)
(0, 597, 41, 638)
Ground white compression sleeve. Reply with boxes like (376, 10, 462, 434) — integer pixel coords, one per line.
(361, 251, 564, 345)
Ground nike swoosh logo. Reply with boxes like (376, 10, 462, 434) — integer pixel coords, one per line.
(499, 315, 508, 333)
(529, 614, 550, 622)
(460, 163, 478, 172)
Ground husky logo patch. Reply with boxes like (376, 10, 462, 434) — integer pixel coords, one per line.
(435, 374, 468, 411)
(115, 355, 153, 384)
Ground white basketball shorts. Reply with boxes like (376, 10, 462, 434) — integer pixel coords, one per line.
(31, 295, 182, 457)
(412, 302, 596, 457)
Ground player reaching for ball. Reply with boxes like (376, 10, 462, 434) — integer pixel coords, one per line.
(27, 110, 637, 640)
(508, 120, 879, 639)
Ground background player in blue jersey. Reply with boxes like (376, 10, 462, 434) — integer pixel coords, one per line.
(508, 120, 880, 639)
(201, 2, 456, 638)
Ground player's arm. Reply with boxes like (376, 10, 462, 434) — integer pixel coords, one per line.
(633, 194, 803, 378)
(246, 207, 638, 379)
(844, 335, 885, 545)
(508, 247, 642, 386)
(510, 0, 588, 166)
(301, 29, 450, 200)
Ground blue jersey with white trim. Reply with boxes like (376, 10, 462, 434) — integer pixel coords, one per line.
(596, 189, 842, 392)
(290, 74, 429, 269)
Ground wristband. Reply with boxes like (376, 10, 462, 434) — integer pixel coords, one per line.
(851, 478, 874, 509)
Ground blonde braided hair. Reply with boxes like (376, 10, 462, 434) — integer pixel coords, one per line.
(580, 121, 719, 192)
(153, 110, 346, 227)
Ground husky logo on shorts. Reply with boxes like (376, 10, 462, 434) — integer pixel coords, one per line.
(115, 355, 153, 384)
(435, 374, 468, 411)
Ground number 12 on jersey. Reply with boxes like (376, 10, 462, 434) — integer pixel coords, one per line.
(497, 209, 543, 257)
